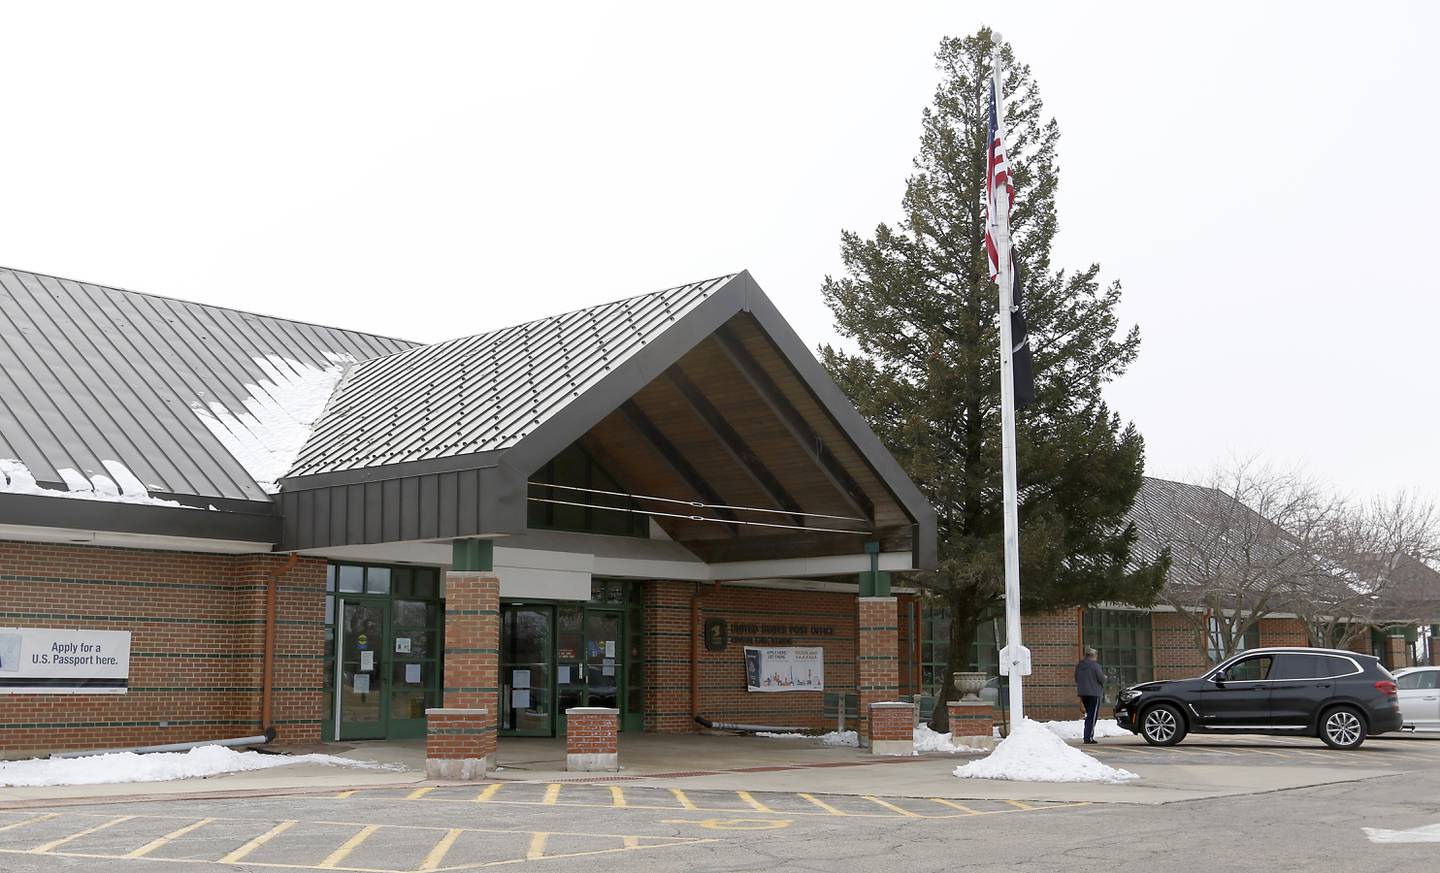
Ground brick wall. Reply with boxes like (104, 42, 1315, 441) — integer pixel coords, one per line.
(857, 597, 899, 739)
(0, 540, 326, 756)
(1014, 609, 1085, 722)
(643, 581, 858, 733)
(1153, 611, 1210, 680)
(436, 572, 499, 760)
(1258, 617, 1309, 648)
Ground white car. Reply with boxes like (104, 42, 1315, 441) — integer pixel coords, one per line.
(1394, 666, 1440, 732)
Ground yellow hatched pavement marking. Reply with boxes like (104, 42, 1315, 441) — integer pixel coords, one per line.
(217, 819, 297, 863)
(526, 832, 549, 859)
(797, 793, 848, 816)
(476, 783, 503, 802)
(542, 784, 562, 805)
(318, 823, 380, 869)
(609, 786, 627, 808)
(30, 815, 134, 853)
(1003, 799, 1037, 811)
(0, 814, 59, 833)
(862, 796, 921, 817)
(930, 798, 982, 815)
(407, 786, 437, 800)
(736, 791, 773, 813)
(670, 788, 698, 810)
(418, 827, 463, 871)
(124, 818, 215, 859)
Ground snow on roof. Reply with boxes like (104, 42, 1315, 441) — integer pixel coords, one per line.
(0, 458, 188, 508)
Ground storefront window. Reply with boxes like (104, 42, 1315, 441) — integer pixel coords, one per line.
(1084, 609, 1154, 692)
(919, 604, 1003, 700)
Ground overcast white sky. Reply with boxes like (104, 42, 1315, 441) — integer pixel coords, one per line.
(1, 1, 1435, 502)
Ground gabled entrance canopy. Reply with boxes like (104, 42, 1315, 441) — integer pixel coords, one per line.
(277, 272, 936, 570)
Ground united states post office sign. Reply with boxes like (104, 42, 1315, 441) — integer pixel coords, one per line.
(0, 627, 132, 694)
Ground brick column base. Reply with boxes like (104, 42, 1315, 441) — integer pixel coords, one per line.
(566, 707, 619, 772)
(857, 596, 899, 742)
(947, 701, 995, 744)
(869, 702, 915, 756)
(425, 708, 492, 779)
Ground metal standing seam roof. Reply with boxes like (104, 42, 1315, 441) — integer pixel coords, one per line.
(0, 267, 414, 503)
(287, 274, 737, 477)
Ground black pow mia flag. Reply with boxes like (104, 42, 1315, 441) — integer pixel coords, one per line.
(1009, 251, 1036, 410)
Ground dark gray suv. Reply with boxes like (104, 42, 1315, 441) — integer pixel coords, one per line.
(1114, 647, 1403, 749)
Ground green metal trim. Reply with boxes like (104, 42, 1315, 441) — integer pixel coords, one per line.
(452, 539, 494, 571)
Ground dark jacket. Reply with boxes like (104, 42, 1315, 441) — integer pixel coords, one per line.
(1075, 658, 1106, 697)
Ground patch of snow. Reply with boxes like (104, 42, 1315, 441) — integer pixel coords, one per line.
(819, 730, 859, 747)
(754, 732, 809, 739)
(101, 460, 150, 498)
(191, 355, 349, 493)
(0, 459, 186, 508)
(1040, 718, 1131, 740)
(952, 718, 1138, 783)
(0, 745, 408, 788)
(914, 723, 983, 754)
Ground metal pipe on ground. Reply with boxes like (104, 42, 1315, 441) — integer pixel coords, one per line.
(694, 716, 804, 734)
(49, 727, 278, 759)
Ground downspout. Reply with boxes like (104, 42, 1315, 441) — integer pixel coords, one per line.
(690, 580, 719, 727)
(261, 553, 301, 734)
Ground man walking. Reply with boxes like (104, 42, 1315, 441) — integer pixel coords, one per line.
(1075, 646, 1106, 744)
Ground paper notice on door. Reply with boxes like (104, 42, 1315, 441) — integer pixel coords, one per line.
(360, 651, 374, 672)
(513, 669, 531, 689)
(602, 659, 615, 677)
(394, 637, 411, 654)
(557, 666, 571, 684)
(512, 689, 530, 709)
(405, 663, 422, 685)
(604, 640, 616, 658)
(353, 673, 370, 694)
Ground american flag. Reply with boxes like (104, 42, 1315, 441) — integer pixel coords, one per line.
(983, 78, 1013, 283)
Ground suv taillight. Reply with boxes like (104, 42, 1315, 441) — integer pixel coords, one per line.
(1375, 680, 1398, 696)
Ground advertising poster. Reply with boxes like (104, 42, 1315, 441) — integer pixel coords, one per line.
(743, 646, 824, 692)
(0, 627, 131, 694)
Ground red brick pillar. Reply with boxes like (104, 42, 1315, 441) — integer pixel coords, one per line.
(947, 701, 995, 744)
(1387, 635, 1410, 670)
(425, 571, 499, 780)
(566, 707, 619, 771)
(868, 702, 915, 755)
(857, 596, 899, 743)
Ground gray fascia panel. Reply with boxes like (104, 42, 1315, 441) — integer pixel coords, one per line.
(0, 493, 278, 544)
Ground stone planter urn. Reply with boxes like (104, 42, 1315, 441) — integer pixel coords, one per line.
(952, 671, 988, 702)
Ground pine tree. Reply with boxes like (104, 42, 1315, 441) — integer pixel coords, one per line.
(820, 28, 1170, 727)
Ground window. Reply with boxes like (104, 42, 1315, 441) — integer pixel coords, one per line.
(1083, 609, 1154, 691)
(1222, 655, 1273, 681)
(1206, 616, 1260, 662)
(1397, 671, 1439, 690)
(1270, 654, 1326, 680)
(528, 443, 647, 537)
(918, 605, 1003, 700)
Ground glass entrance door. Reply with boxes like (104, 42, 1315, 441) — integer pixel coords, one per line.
(500, 605, 553, 735)
(338, 599, 388, 740)
(583, 609, 622, 710)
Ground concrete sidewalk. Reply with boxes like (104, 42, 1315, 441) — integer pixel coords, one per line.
(2, 732, 1426, 808)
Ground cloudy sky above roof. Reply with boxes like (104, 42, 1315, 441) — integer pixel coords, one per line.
(1, 1, 1434, 503)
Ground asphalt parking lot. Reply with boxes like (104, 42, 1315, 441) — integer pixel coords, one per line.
(1, 736, 1436, 872)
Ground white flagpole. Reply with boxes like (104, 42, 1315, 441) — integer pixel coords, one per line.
(991, 46, 1026, 724)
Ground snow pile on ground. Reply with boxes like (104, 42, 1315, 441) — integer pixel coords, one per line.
(818, 730, 860, 747)
(0, 745, 408, 788)
(1040, 718, 1130, 740)
(754, 731, 808, 739)
(913, 723, 984, 754)
(0, 458, 186, 508)
(190, 353, 353, 493)
(953, 719, 1138, 783)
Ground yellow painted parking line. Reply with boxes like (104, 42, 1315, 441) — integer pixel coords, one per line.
(124, 818, 215, 859)
(862, 796, 921, 817)
(526, 831, 549, 860)
(670, 788, 698, 810)
(623, 835, 641, 848)
(29, 815, 134, 853)
(736, 791, 773, 813)
(929, 798, 982, 815)
(0, 814, 59, 833)
(1003, 799, 1037, 811)
(542, 783, 562, 805)
(797, 793, 848, 816)
(418, 827, 463, 871)
(476, 783, 503, 802)
(333, 789, 359, 798)
(318, 823, 380, 869)
(407, 786, 436, 800)
(609, 786, 627, 808)
(217, 819, 297, 863)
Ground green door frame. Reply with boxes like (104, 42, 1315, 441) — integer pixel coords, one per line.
(336, 595, 391, 741)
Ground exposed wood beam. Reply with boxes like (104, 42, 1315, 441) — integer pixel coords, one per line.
(711, 326, 875, 522)
(618, 400, 739, 536)
(665, 366, 808, 528)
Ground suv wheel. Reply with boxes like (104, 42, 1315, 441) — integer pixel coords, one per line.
(1141, 703, 1187, 746)
(1320, 706, 1366, 750)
